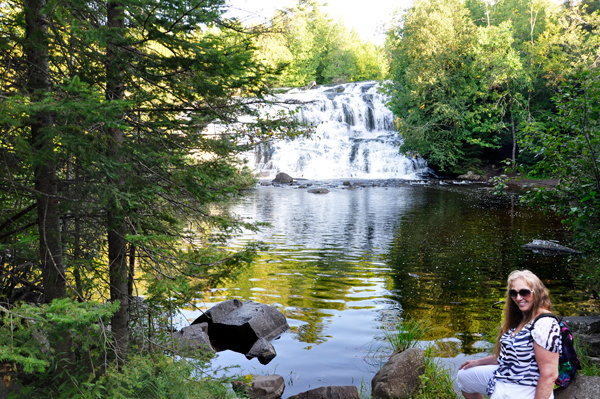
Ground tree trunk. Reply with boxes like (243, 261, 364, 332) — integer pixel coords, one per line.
(106, 1, 129, 357)
(25, 0, 66, 303)
(24, 0, 73, 364)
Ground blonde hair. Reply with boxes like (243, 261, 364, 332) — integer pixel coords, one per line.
(493, 270, 553, 357)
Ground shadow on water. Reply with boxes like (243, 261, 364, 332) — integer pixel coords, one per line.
(180, 182, 596, 397)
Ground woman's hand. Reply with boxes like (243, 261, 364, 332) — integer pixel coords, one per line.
(459, 355, 497, 370)
(459, 359, 478, 370)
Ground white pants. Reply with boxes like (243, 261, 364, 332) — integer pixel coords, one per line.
(456, 365, 554, 399)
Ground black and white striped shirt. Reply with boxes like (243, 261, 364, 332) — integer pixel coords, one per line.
(486, 316, 561, 395)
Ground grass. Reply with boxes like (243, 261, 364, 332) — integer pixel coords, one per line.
(384, 316, 427, 353)
(574, 335, 600, 376)
(410, 347, 457, 399)
(382, 317, 458, 399)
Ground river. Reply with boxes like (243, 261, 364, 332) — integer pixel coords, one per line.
(180, 180, 595, 398)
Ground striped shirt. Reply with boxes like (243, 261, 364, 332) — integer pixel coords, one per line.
(486, 316, 561, 396)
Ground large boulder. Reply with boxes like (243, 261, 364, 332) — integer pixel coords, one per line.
(192, 300, 289, 355)
(272, 173, 293, 184)
(171, 323, 214, 354)
(563, 316, 600, 335)
(232, 374, 285, 399)
(371, 348, 426, 399)
(287, 386, 359, 399)
(554, 375, 600, 399)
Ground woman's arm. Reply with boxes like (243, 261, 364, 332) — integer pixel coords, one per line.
(458, 355, 498, 370)
(533, 342, 559, 399)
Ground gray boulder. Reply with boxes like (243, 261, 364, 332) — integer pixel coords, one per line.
(171, 323, 214, 354)
(287, 386, 359, 399)
(554, 375, 600, 399)
(247, 337, 277, 364)
(272, 173, 293, 184)
(192, 300, 289, 354)
(564, 316, 600, 357)
(371, 348, 426, 399)
(232, 374, 285, 399)
(563, 316, 600, 335)
(195, 299, 244, 324)
(308, 188, 330, 194)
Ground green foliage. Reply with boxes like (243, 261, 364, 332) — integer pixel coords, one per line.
(384, 0, 600, 173)
(255, 0, 388, 87)
(17, 353, 236, 399)
(96, 355, 234, 399)
(410, 347, 456, 399)
(384, 0, 518, 172)
(520, 68, 600, 293)
(0, 0, 311, 393)
(0, 299, 118, 374)
(574, 333, 600, 376)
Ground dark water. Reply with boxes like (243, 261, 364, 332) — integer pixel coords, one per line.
(180, 181, 596, 397)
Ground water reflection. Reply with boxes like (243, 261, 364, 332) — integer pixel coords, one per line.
(181, 183, 595, 398)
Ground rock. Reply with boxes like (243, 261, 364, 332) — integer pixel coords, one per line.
(371, 348, 426, 399)
(171, 323, 214, 354)
(554, 375, 600, 399)
(232, 374, 285, 399)
(260, 182, 271, 186)
(575, 333, 600, 357)
(563, 316, 600, 334)
(194, 299, 244, 324)
(456, 171, 481, 181)
(308, 188, 330, 194)
(192, 300, 289, 355)
(247, 337, 277, 365)
(522, 240, 580, 254)
(342, 181, 352, 186)
(272, 173, 293, 184)
(563, 316, 600, 359)
(288, 385, 359, 399)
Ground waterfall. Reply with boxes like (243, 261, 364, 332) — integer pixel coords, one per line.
(251, 81, 431, 180)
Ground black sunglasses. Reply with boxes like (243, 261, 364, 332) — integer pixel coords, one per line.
(509, 289, 533, 298)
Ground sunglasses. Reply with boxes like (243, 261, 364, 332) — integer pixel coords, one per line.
(509, 289, 533, 298)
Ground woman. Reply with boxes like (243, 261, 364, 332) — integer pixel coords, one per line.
(456, 270, 561, 399)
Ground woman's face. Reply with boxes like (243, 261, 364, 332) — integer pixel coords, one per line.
(510, 277, 534, 314)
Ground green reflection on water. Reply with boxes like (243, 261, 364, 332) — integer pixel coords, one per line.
(193, 185, 597, 356)
(385, 186, 594, 354)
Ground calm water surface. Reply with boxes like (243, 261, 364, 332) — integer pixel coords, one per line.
(181, 181, 595, 397)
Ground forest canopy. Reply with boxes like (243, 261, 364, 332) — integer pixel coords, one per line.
(384, 0, 600, 174)
(252, 0, 389, 87)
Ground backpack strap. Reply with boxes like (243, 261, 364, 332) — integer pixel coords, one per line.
(531, 312, 560, 328)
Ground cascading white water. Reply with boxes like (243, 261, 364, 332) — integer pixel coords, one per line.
(251, 81, 430, 179)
